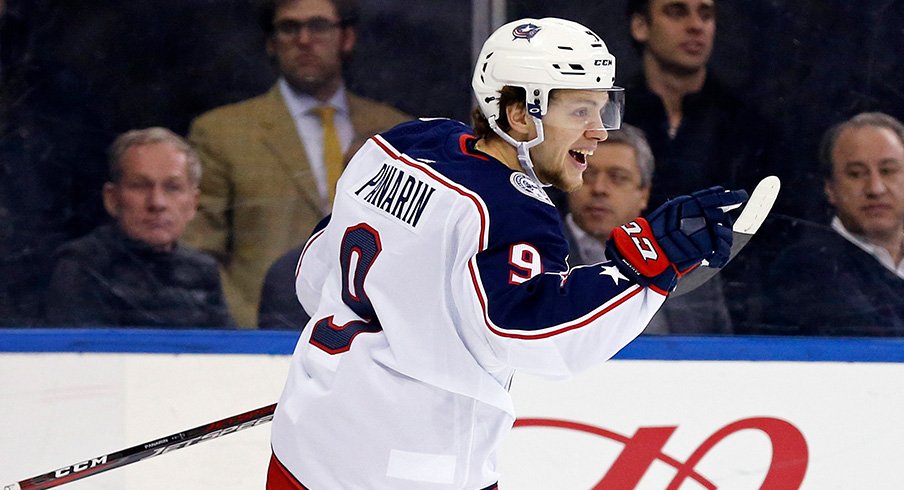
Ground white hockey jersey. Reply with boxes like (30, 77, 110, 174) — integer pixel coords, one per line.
(270, 119, 666, 489)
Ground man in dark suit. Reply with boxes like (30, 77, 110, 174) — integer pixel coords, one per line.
(762, 112, 904, 336)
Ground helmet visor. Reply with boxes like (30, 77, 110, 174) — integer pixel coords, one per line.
(542, 88, 625, 131)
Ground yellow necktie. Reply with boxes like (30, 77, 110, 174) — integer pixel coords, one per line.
(313, 105, 343, 203)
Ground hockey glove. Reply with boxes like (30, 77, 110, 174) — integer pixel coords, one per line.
(605, 186, 749, 293)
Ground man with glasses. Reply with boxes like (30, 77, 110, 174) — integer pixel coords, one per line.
(183, 0, 410, 327)
(562, 123, 732, 334)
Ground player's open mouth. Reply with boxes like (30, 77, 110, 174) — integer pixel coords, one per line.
(569, 149, 593, 165)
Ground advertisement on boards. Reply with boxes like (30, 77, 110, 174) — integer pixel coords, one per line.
(499, 360, 904, 489)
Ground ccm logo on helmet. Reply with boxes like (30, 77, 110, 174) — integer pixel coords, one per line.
(594, 59, 613, 66)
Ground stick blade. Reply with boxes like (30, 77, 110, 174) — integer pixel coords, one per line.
(670, 176, 780, 298)
(733, 175, 780, 235)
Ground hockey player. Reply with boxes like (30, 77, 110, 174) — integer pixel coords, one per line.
(267, 17, 747, 489)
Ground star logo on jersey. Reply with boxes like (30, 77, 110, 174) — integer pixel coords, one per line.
(599, 265, 628, 285)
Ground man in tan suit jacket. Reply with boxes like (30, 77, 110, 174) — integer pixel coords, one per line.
(184, 0, 410, 327)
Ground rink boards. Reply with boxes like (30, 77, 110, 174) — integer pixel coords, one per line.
(1, 329, 903, 489)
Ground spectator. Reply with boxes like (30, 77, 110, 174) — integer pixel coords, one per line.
(45, 128, 234, 328)
(623, 0, 774, 206)
(183, 0, 410, 327)
(563, 123, 732, 334)
(761, 112, 904, 336)
(622, 0, 788, 332)
(257, 135, 366, 330)
(258, 242, 309, 330)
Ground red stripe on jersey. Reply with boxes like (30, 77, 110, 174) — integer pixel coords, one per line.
(468, 258, 644, 339)
(648, 283, 671, 296)
(459, 133, 489, 160)
(371, 135, 490, 251)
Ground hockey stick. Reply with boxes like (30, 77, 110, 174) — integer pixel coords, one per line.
(3, 403, 276, 490)
(671, 175, 781, 298)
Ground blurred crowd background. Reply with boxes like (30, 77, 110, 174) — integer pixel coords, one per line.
(1, 0, 902, 332)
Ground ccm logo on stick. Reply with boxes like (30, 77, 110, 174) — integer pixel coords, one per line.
(54, 456, 108, 477)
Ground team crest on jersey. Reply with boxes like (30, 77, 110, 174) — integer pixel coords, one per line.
(510, 172, 553, 205)
(512, 23, 541, 41)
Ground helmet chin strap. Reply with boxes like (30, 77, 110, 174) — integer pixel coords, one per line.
(488, 115, 551, 189)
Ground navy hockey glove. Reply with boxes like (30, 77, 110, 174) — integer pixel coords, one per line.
(605, 186, 748, 293)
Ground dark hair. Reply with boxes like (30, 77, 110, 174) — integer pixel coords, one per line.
(819, 112, 904, 180)
(626, 0, 718, 53)
(471, 85, 527, 140)
(257, 0, 359, 37)
(626, 0, 651, 18)
(626, 0, 651, 53)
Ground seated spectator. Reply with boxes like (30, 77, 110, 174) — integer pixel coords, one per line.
(762, 112, 904, 336)
(258, 243, 309, 330)
(45, 128, 234, 328)
(256, 136, 367, 331)
(563, 124, 732, 334)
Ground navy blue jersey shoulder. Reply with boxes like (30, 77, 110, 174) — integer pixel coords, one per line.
(379, 120, 609, 333)
(378, 118, 567, 269)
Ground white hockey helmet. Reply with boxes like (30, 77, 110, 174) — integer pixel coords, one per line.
(472, 17, 624, 129)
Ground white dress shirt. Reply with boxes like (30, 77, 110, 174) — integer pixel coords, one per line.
(278, 78, 355, 205)
(564, 213, 608, 263)
(831, 216, 904, 279)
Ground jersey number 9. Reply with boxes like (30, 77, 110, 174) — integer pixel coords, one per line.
(309, 223, 384, 354)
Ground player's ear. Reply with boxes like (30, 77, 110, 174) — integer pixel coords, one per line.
(505, 102, 532, 138)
